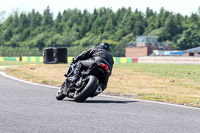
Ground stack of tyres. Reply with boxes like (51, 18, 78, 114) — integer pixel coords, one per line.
(43, 47, 67, 64)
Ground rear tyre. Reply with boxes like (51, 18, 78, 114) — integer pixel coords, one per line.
(74, 75, 97, 102)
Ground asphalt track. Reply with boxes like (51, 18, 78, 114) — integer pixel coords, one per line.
(0, 72, 200, 133)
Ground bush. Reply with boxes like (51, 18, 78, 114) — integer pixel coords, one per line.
(0, 46, 42, 56)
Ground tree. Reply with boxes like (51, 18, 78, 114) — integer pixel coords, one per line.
(121, 7, 134, 35)
(162, 15, 179, 41)
(12, 12, 19, 28)
(0, 11, 5, 24)
(146, 7, 155, 19)
(19, 12, 29, 28)
(29, 33, 47, 50)
(59, 31, 79, 46)
(2, 28, 12, 41)
(177, 26, 200, 50)
(92, 17, 104, 34)
(133, 10, 145, 36)
(41, 6, 53, 26)
(29, 9, 42, 30)
(79, 10, 90, 37)
(104, 17, 114, 33)
(1, 6, 200, 56)
(55, 12, 62, 24)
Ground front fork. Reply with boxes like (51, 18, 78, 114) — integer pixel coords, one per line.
(62, 77, 83, 98)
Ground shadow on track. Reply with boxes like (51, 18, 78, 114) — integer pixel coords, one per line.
(85, 100, 138, 104)
(63, 99, 138, 104)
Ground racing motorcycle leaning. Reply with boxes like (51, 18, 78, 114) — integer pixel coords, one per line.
(56, 62, 102, 102)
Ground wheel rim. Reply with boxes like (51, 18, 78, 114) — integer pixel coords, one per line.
(56, 89, 63, 96)
(74, 78, 89, 97)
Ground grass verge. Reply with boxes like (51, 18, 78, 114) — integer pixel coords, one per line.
(0, 61, 42, 66)
(3, 62, 200, 108)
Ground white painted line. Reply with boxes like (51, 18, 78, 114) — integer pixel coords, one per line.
(0, 71, 199, 110)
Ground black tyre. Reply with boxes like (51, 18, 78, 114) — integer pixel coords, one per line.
(56, 82, 66, 100)
(74, 75, 97, 102)
(56, 91, 65, 100)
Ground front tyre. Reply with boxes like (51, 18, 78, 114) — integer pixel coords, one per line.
(56, 90, 66, 100)
(74, 75, 97, 102)
(56, 82, 66, 100)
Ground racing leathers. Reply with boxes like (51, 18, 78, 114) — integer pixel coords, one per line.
(71, 46, 114, 91)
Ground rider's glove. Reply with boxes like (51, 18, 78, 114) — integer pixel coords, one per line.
(72, 57, 77, 63)
(81, 70, 90, 76)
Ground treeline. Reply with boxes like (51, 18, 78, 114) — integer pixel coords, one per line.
(0, 6, 200, 56)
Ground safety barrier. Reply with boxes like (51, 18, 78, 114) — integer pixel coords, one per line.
(0, 57, 20, 61)
(3, 56, 200, 64)
(0, 56, 138, 63)
(113, 57, 138, 63)
(21, 56, 43, 62)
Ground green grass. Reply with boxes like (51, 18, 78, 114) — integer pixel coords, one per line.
(0, 61, 42, 66)
(115, 63, 200, 82)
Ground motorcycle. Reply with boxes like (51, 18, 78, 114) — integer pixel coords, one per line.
(56, 63, 102, 102)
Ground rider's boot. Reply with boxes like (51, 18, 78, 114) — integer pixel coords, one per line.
(68, 62, 82, 82)
(68, 74, 79, 82)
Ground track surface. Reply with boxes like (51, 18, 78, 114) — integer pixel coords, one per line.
(0, 73, 200, 133)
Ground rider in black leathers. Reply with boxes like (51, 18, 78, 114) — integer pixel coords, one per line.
(69, 43, 114, 91)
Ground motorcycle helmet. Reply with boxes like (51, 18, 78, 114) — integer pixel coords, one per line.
(99, 43, 110, 51)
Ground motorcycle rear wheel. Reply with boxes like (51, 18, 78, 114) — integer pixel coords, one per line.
(74, 75, 97, 102)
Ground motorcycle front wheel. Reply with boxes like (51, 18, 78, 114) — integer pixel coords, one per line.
(74, 75, 97, 102)
(56, 82, 66, 100)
